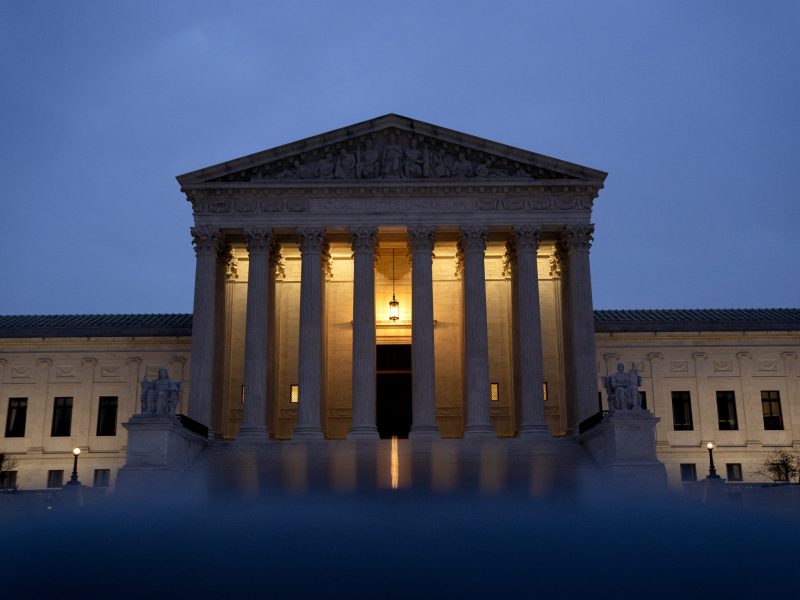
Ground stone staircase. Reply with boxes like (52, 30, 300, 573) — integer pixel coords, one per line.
(189, 436, 601, 498)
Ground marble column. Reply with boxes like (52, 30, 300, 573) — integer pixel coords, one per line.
(510, 226, 549, 437)
(408, 226, 440, 438)
(459, 226, 495, 438)
(293, 227, 326, 440)
(349, 226, 379, 439)
(238, 229, 273, 440)
(188, 227, 222, 429)
(559, 225, 598, 430)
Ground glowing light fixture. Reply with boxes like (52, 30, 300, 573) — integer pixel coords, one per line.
(67, 447, 82, 486)
(706, 442, 721, 479)
(389, 248, 400, 321)
(290, 384, 299, 404)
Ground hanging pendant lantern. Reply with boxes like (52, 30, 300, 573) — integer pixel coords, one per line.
(389, 248, 400, 321)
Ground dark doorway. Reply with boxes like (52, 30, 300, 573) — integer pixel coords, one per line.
(376, 344, 412, 439)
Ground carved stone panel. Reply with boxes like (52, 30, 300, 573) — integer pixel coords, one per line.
(209, 128, 576, 183)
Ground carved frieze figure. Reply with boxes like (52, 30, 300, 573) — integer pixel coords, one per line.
(382, 132, 404, 178)
(403, 138, 426, 178)
(334, 148, 357, 179)
(292, 159, 314, 179)
(451, 152, 474, 178)
(316, 153, 335, 179)
(140, 368, 182, 418)
(357, 138, 380, 179)
(429, 148, 448, 178)
(603, 363, 643, 414)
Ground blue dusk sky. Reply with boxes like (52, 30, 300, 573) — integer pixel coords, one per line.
(1, 1, 798, 315)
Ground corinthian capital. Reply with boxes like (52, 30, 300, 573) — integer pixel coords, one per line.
(350, 227, 377, 254)
(407, 226, 436, 255)
(191, 227, 222, 255)
(296, 227, 326, 253)
(244, 228, 274, 253)
(562, 225, 594, 252)
(512, 225, 541, 253)
(458, 226, 487, 254)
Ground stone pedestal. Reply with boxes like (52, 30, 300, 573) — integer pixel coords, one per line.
(578, 412, 666, 487)
(116, 415, 210, 495)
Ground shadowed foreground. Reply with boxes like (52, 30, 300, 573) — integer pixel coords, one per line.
(1, 487, 799, 598)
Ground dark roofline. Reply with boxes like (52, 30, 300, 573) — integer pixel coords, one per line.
(0, 309, 798, 338)
(594, 309, 800, 333)
(0, 314, 193, 339)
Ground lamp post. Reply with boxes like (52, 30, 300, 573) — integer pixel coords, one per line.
(66, 447, 82, 486)
(706, 442, 721, 480)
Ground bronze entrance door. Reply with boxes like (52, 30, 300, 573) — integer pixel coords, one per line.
(376, 344, 412, 438)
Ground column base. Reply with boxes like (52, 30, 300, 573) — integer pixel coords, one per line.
(348, 426, 379, 440)
(292, 426, 325, 440)
(464, 425, 496, 439)
(517, 423, 551, 439)
(236, 426, 271, 442)
(409, 425, 440, 439)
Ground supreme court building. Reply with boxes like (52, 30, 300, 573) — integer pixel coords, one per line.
(1, 115, 798, 491)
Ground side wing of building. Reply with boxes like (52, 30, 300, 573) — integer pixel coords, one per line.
(1, 310, 798, 490)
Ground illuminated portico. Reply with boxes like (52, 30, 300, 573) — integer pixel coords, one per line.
(177, 114, 607, 441)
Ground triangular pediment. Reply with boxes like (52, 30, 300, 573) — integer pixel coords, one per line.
(177, 114, 606, 186)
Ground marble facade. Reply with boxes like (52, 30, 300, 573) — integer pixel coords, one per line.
(177, 114, 606, 443)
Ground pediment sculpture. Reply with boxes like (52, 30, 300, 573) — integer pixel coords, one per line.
(209, 128, 575, 183)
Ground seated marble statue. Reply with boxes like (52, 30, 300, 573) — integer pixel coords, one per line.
(603, 363, 643, 413)
(140, 368, 181, 418)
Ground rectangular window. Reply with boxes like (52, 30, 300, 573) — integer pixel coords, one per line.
(96, 396, 118, 436)
(490, 382, 499, 402)
(93, 469, 111, 488)
(671, 391, 693, 431)
(716, 391, 738, 430)
(680, 463, 697, 482)
(289, 384, 299, 404)
(726, 463, 743, 482)
(0, 471, 17, 490)
(5, 398, 27, 438)
(639, 391, 647, 411)
(762, 391, 784, 430)
(542, 382, 548, 402)
(47, 470, 64, 488)
(51, 397, 73, 437)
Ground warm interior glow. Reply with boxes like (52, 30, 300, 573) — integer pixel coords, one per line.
(73, 447, 81, 456)
(290, 384, 299, 403)
(490, 382, 499, 402)
(706, 442, 714, 450)
(391, 436, 399, 489)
